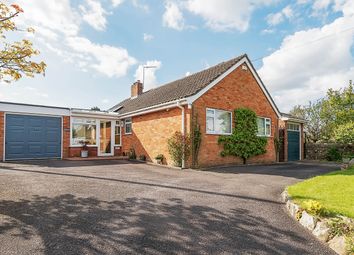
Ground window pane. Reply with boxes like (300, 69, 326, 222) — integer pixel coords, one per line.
(115, 126, 121, 145)
(72, 124, 96, 145)
(125, 123, 132, 134)
(265, 119, 271, 136)
(216, 110, 231, 134)
(207, 117, 214, 132)
(257, 118, 265, 136)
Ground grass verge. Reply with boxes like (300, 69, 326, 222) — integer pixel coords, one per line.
(288, 166, 354, 218)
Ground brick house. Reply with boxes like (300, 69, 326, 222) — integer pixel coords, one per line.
(0, 54, 305, 167)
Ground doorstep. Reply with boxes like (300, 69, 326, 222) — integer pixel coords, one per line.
(65, 156, 129, 161)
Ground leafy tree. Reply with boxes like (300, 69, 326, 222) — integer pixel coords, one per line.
(333, 122, 354, 145)
(90, 106, 101, 111)
(321, 81, 354, 137)
(290, 100, 327, 143)
(167, 131, 191, 167)
(218, 108, 267, 164)
(0, 3, 46, 83)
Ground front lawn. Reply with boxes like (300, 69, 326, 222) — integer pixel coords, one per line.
(288, 166, 354, 218)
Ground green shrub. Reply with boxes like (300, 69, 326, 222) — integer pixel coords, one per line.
(167, 132, 191, 167)
(328, 218, 354, 238)
(138, 155, 146, 161)
(302, 200, 324, 216)
(129, 148, 136, 160)
(325, 146, 342, 161)
(155, 154, 163, 160)
(218, 108, 267, 164)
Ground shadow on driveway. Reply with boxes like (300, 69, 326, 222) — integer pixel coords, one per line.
(0, 194, 310, 255)
(202, 162, 340, 180)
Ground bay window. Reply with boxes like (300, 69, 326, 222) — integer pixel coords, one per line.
(206, 108, 232, 135)
(257, 117, 271, 137)
(71, 118, 97, 145)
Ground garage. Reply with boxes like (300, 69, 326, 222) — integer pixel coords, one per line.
(287, 123, 300, 161)
(5, 114, 62, 160)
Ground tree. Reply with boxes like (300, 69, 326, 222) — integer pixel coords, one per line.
(333, 122, 354, 145)
(290, 100, 327, 143)
(218, 108, 267, 164)
(90, 106, 101, 111)
(0, 3, 46, 83)
(321, 81, 354, 136)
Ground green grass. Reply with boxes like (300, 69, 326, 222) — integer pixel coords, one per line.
(288, 166, 354, 218)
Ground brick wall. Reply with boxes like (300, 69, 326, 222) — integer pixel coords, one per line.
(62, 116, 70, 158)
(279, 119, 288, 162)
(122, 107, 184, 165)
(0, 112, 3, 161)
(193, 64, 278, 167)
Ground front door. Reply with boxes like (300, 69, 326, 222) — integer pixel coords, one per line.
(99, 120, 113, 156)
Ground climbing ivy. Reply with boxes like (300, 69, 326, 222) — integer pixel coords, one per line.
(218, 108, 267, 164)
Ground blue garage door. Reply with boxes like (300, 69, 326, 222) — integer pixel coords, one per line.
(5, 114, 62, 160)
(287, 131, 300, 161)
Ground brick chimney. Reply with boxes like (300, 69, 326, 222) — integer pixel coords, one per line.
(131, 80, 143, 98)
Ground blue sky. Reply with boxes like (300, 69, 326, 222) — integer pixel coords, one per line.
(1, 0, 353, 112)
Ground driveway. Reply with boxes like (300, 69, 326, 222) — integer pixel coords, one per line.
(0, 160, 338, 255)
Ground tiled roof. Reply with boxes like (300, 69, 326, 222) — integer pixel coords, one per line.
(110, 54, 246, 114)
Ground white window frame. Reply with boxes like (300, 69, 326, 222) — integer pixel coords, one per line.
(124, 118, 132, 135)
(70, 117, 99, 147)
(257, 117, 271, 137)
(114, 121, 122, 146)
(206, 108, 232, 135)
(287, 123, 300, 132)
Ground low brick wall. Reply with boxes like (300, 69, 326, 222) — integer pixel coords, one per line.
(305, 143, 353, 160)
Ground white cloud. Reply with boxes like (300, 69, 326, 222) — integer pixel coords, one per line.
(185, 0, 276, 32)
(8, 0, 137, 78)
(66, 36, 137, 78)
(131, 0, 149, 12)
(111, 0, 125, 7)
(258, 4, 354, 112)
(134, 60, 162, 91)
(266, 5, 293, 26)
(143, 33, 154, 41)
(79, 0, 109, 31)
(163, 1, 185, 30)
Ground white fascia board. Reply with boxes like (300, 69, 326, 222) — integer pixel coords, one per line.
(186, 56, 282, 118)
(0, 102, 70, 116)
(118, 99, 188, 118)
(70, 109, 120, 120)
(281, 117, 307, 124)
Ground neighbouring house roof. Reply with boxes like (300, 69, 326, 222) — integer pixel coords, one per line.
(109, 54, 247, 114)
(281, 112, 306, 123)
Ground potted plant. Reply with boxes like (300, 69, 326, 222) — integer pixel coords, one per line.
(155, 154, 164, 164)
(79, 140, 89, 158)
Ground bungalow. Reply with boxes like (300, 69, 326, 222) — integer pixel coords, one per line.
(0, 54, 305, 167)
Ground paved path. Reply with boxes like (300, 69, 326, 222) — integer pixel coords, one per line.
(0, 160, 338, 255)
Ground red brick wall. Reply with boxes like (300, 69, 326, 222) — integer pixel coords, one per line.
(62, 116, 70, 158)
(0, 112, 4, 161)
(193, 64, 279, 167)
(122, 107, 184, 165)
(69, 146, 98, 157)
(279, 119, 288, 162)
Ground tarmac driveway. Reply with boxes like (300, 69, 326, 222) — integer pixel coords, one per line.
(0, 160, 339, 255)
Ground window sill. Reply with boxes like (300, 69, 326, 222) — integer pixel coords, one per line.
(206, 132, 232, 136)
(70, 145, 98, 147)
